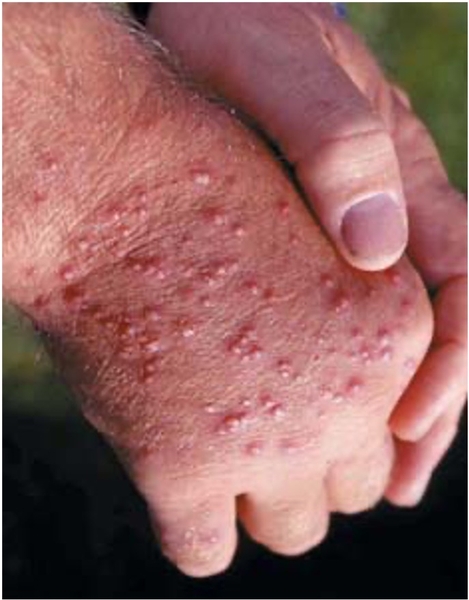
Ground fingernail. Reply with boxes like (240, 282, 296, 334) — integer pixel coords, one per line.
(341, 194, 407, 260)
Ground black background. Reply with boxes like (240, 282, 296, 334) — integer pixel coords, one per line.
(4, 403, 467, 599)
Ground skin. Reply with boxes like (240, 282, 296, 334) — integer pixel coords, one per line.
(0, 3, 452, 578)
(148, 2, 468, 507)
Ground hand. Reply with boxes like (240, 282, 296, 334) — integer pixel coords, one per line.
(3, 4, 433, 578)
(148, 3, 409, 271)
(148, 2, 467, 507)
(33, 116, 432, 576)
(384, 88, 467, 505)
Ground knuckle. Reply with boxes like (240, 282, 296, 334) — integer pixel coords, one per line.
(296, 123, 398, 200)
(315, 126, 394, 164)
(267, 511, 330, 555)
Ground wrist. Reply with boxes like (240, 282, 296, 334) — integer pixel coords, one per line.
(3, 4, 278, 332)
(3, 4, 186, 311)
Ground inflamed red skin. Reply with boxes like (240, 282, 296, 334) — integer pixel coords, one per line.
(3, 5, 432, 577)
(31, 138, 431, 467)
(16, 109, 432, 574)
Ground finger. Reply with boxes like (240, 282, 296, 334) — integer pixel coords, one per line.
(390, 87, 467, 288)
(146, 487, 237, 578)
(386, 399, 465, 507)
(238, 477, 329, 556)
(390, 276, 467, 441)
(327, 432, 394, 514)
(149, 5, 407, 271)
(389, 91, 467, 442)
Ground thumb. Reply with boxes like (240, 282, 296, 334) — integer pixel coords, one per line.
(148, 4, 408, 271)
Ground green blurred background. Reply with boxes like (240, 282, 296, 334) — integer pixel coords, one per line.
(350, 2, 467, 190)
(3, 4, 467, 598)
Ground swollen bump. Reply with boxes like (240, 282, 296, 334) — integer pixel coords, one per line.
(276, 200, 290, 218)
(345, 376, 364, 395)
(62, 283, 85, 305)
(244, 440, 264, 456)
(32, 190, 46, 204)
(58, 263, 78, 282)
(217, 411, 250, 435)
(191, 168, 212, 187)
(200, 206, 226, 226)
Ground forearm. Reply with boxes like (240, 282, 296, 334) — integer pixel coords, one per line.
(3, 3, 198, 307)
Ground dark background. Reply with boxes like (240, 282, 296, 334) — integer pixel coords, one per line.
(3, 4, 467, 599)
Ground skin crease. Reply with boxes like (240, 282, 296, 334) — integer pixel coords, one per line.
(3, 5, 434, 578)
